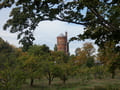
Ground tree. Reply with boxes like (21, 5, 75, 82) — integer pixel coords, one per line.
(51, 51, 71, 84)
(91, 65, 106, 79)
(24, 44, 50, 86)
(75, 48, 81, 56)
(83, 43, 95, 57)
(74, 48, 87, 65)
(41, 51, 69, 85)
(0, 0, 119, 49)
(74, 42, 95, 67)
(51, 51, 69, 63)
(86, 57, 95, 68)
(42, 60, 56, 85)
(97, 42, 120, 78)
(54, 44, 57, 51)
(23, 54, 38, 86)
(57, 63, 71, 84)
(0, 37, 24, 89)
(28, 44, 50, 56)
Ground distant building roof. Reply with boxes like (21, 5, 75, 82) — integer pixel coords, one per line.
(58, 33, 65, 37)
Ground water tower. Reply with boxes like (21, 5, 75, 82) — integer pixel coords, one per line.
(57, 32, 69, 55)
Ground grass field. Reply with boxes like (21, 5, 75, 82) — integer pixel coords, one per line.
(22, 77, 120, 90)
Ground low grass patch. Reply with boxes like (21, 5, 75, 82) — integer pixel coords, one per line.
(22, 77, 120, 90)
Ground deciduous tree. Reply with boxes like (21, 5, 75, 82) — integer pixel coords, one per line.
(0, 0, 119, 49)
(25, 44, 50, 86)
(0, 37, 24, 89)
(74, 42, 95, 67)
(97, 42, 120, 78)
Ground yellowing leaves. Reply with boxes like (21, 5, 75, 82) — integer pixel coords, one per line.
(74, 42, 95, 65)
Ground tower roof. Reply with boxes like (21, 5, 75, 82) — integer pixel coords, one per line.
(58, 33, 65, 37)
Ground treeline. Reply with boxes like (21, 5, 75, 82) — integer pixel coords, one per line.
(0, 37, 120, 89)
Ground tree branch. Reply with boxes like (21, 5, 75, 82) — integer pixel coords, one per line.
(56, 17, 88, 26)
(88, 7, 119, 31)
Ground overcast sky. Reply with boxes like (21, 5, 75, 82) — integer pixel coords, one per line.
(0, 7, 97, 55)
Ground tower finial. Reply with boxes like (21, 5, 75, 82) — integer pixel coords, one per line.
(65, 32, 67, 37)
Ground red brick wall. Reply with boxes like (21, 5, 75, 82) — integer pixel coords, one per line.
(57, 36, 67, 53)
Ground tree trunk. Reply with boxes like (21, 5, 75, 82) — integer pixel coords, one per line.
(94, 73, 97, 79)
(63, 75, 66, 85)
(48, 72, 52, 85)
(49, 79, 51, 85)
(112, 71, 115, 79)
(63, 79, 66, 85)
(30, 78, 34, 86)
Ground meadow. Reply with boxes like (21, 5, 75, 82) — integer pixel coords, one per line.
(22, 75, 120, 90)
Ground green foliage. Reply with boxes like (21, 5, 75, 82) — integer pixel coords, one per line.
(21, 44, 50, 86)
(51, 51, 69, 63)
(0, 65, 24, 90)
(86, 56, 95, 68)
(56, 63, 72, 84)
(97, 42, 120, 78)
(54, 44, 57, 51)
(28, 44, 50, 56)
(1, 37, 120, 89)
(77, 67, 92, 84)
(42, 60, 57, 85)
(74, 42, 95, 66)
(0, 37, 25, 89)
(0, 0, 119, 50)
(91, 65, 107, 79)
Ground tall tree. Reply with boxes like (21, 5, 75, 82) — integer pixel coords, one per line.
(48, 51, 71, 85)
(42, 51, 69, 85)
(25, 44, 50, 86)
(0, 37, 24, 89)
(75, 48, 81, 56)
(97, 42, 120, 78)
(0, 0, 119, 49)
(74, 42, 95, 67)
(54, 44, 57, 51)
(42, 60, 57, 85)
(83, 43, 95, 57)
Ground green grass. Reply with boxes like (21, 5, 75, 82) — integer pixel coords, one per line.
(22, 77, 120, 90)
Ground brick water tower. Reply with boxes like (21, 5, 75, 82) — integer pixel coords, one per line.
(57, 32, 69, 55)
